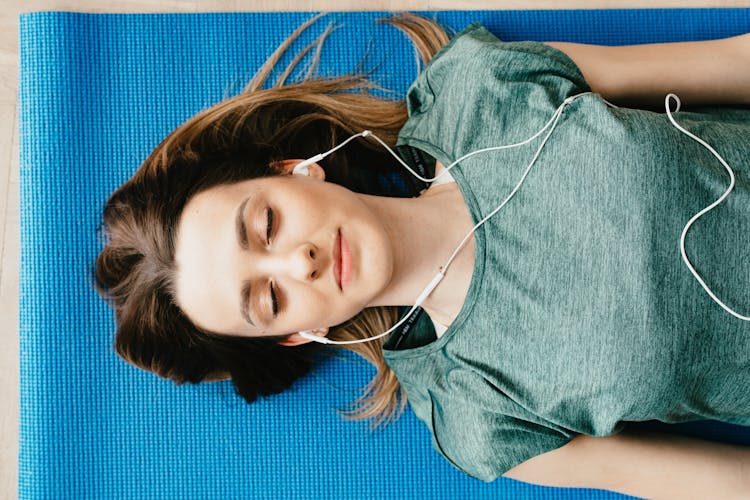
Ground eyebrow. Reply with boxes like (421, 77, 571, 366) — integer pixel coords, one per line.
(240, 281, 257, 327)
(236, 195, 251, 251)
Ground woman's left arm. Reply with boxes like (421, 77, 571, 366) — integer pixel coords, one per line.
(546, 33, 750, 108)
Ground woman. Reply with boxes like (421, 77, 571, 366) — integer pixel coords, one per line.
(95, 13, 750, 497)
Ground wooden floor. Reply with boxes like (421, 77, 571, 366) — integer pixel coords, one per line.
(2, 1, 748, 498)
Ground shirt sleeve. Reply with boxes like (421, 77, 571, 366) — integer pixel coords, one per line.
(416, 21, 590, 107)
(425, 390, 575, 481)
(398, 22, 592, 158)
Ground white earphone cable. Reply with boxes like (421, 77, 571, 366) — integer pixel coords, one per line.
(302, 93, 590, 344)
(664, 94, 749, 321)
(300, 92, 748, 345)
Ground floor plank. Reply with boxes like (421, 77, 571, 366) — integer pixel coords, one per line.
(0, 105, 13, 279)
(0, 104, 18, 500)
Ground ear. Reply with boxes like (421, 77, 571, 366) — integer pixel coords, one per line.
(278, 327, 330, 347)
(272, 159, 326, 181)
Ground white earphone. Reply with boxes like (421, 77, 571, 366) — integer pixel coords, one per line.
(293, 92, 748, 346)
(292, 131, 374, 178)
(291, 158, 313, 176)
(292, 162, 310, 176)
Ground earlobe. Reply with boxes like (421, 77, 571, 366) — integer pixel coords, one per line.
(278, 327, 330, 347)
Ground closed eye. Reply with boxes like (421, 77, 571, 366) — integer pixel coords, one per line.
(270, 281, 278, 317)
(266, 207, 279, 318)
(266, 207, 274, 244)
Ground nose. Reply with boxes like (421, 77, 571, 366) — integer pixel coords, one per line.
(263, 242, 322, 283)
(253, 242, 326, 283)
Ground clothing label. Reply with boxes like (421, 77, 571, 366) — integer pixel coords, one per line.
(389, 307, 425, 350)
(396, 144, 435, 195)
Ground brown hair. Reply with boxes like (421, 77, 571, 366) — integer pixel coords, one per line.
(94, 12, 450, 429)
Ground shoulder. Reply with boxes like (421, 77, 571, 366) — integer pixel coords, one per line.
(423, 389, 575, 481)
(420, 22, 588, 89)
(400, 25, 590, 147)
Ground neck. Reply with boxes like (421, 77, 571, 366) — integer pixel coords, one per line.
(357, 185, 473, 317)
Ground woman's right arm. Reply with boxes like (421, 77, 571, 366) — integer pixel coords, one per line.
(503, 428, 750, 499)
(547, 34, 750, 108)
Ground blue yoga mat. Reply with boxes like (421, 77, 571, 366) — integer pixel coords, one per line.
(19, 9, 750, 500)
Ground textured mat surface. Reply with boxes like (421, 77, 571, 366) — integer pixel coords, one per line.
(18, 9, 750, 500)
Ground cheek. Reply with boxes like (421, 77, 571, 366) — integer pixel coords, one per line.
(285, 286, 330, 324)
(293, 287, 362, 329)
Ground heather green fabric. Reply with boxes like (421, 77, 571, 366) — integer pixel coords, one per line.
(383, 22, 750, 481)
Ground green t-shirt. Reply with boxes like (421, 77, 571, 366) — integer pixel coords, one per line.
(383, 22, 750, 481)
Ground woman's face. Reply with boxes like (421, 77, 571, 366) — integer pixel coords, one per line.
(173, 161, 394, 343)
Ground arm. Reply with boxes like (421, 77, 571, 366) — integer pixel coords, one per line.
(546, 34, 750, 108)
(503, 429, 750, 499)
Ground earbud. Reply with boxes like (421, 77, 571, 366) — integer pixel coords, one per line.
(292, 131, 374, 178)
(293, 156, 321, 176)
(299, 330, 331, 344)
(292, 163, 309, 176)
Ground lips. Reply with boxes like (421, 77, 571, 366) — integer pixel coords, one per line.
(339, 231, 352, 289)
(333, 229, 353, 291)
(334, 230, 342, 290)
